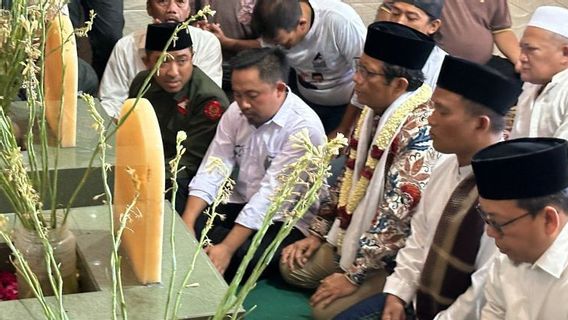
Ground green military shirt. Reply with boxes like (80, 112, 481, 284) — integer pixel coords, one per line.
(129, 66, 229, 180)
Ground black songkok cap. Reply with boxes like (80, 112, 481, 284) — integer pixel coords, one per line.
(436, 55, 522, 115)
(394, 0, 445, 19)
(472, 138, 568, 200)
(364, 21, 435, 70)
(145, 23, 192, 52)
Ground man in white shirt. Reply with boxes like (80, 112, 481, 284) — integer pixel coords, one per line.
(472, 137, 568, 320)
(251, 0, 366, 137)
(334, 56, 522, 320)
(510, 6, 568, 139)
(181, 47, 326, 282)
(99, 0, 223, 118)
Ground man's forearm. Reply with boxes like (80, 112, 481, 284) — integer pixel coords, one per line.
(494, 30, 520, 65)
(221, 223, 254, 253)
(181, 195, 209, 229)
(222, 38, 261, 53)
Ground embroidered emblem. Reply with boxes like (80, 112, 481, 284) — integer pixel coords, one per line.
(203, 100, 223, 121)
(176, 97, 189, 116)
(313, 52, 327, 69)
(234, 145, 245, 158)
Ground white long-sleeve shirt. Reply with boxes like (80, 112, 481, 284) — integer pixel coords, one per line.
(383, 155, 497, 320)
(481, 222, 568, 320)
(510, 68, 568, 140)
(188, 90, 326, 233)
(99, 26, 223, 118)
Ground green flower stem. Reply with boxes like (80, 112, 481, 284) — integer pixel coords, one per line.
(0, 231, 58, 319)
(84, 93, 129, 320)
(213, 132, 347, 319)
(164, 131, 186, 320)
(172, 157, 235, 320)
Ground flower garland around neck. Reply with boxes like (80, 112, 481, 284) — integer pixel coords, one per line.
(337, 84, 432, 229)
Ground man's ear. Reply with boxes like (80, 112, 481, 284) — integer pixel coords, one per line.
(297, 17, 309, 33)
(427, 19, 442, 36)
(146, 1, 152, 17)
(543, 205, 561, 236)
(142, 52, 152, 69)
(475, 115, 492, 132)
(561, 43, 568, 63)
(392, 77, 409, 95)
(275, 81, 288, 97)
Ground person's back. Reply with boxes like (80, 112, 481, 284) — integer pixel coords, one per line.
(438, 0, 518, 65)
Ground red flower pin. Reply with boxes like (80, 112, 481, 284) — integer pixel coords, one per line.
(203, 100, 223, 121)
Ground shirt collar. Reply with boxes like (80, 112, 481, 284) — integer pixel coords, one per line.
(539, 67, 568, 95)
(268, 87, 293, 127)
(532, 222, 568, 278)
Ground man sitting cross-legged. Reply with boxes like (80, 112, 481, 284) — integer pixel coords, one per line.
(181, 47, 326, 282)
(279, 21, 441, 320)
(335, 55, 522, 320)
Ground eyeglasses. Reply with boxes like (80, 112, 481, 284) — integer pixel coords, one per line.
(353, 58, 385, 80)
(475, 203, 533, 234)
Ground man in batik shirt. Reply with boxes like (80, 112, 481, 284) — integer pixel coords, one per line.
(279, 21, 440, 320)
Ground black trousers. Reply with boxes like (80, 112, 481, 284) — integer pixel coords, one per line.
(195, 203, 305, 283)
(69, 0, 124, 80)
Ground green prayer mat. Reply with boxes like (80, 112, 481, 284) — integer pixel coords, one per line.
(243, 277, 313, 319)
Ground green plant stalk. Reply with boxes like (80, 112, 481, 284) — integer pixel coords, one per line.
(0, 231, 57, 319)
(163, 131, 187, 320)
(172, 158, 235, 319)
(213, 133, 347, 319)
(212, 160, 307, 319)
(83, 92, 129, 320)
(64, 6, 215, 220)
(230, 160, 332, 318)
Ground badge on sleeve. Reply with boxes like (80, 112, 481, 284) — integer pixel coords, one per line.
(203, 100, 223, 121)
(176, 97, 189, 116)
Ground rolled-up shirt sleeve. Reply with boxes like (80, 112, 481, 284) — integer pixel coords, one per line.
(188, 105, 238, 204)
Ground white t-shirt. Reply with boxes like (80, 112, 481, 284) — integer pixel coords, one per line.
(282, 0, 366, 106)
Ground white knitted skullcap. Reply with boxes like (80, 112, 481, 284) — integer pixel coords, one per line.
(528, 6, 568, 38)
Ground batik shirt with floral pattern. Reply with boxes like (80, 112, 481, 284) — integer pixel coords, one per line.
(311, 101, 440, 285)
(348, 101, 439, 284)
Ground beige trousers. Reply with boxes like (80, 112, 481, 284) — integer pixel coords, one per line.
(280, 243, 387, 320)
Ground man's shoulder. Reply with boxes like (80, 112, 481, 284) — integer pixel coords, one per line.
(282, 92, 325, 131)
(114, 30, 144, 51)
(188, 25, 217, 42)
(188, 67, 229, 106)
(129, 70, 152, 97)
